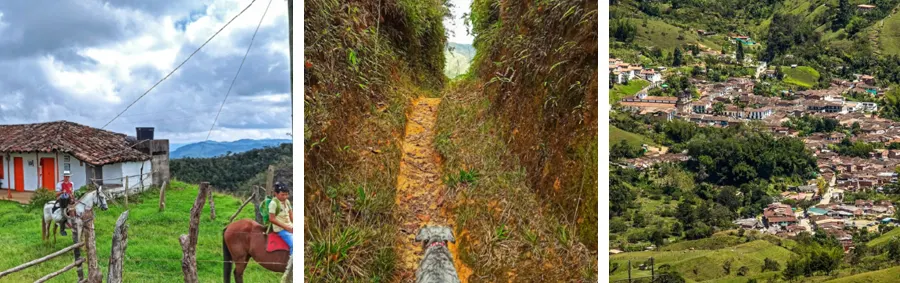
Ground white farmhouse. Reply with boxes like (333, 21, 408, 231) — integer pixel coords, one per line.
(0, 121, 160, 194)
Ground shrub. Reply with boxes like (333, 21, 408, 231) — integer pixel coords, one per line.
(28, 188, 57, 212)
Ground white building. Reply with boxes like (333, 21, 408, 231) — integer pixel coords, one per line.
(0, 121, 154, 193)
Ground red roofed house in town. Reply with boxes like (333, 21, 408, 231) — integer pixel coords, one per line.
(763, 203, 798, 228)
(0, 121, 169, 198)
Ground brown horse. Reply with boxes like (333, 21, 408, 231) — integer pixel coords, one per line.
(223, 219, 290, 283)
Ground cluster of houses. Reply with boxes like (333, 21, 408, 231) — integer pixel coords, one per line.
(737, 200, 896, 252)
(609, 58, 663, 85)
(618, 71, 884, 127)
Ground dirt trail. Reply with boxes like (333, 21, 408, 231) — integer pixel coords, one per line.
(394, 97, 472, 282)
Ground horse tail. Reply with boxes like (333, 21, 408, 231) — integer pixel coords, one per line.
(223, 227, 232, 283)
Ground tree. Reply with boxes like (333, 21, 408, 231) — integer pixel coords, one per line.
(650, 227, 667, 247)
(674, 47, 684, 67)
(611, 140, 642, 160)
(834, 0, 851, 31)
(763, 257, 781, 272)
(612, 18, 637, 43)
(611, 217, 628, 233)
(610, 182, 635, 216)
(736, 42, 745, 64)
(782, 260, 802, 281)
(817, 177, 828, 198)
(713, 102, 726, 115)
(738, 266, 750, 276)
(888, 238, 900, 263)
(723, 259, 733, 275)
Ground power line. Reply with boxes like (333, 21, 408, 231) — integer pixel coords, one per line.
(206, 0, 274, 142)
(100, 0, 259, 130)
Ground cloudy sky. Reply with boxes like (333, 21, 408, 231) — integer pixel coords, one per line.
(0, 0, 290, 144)
(445, 0, 473, 44)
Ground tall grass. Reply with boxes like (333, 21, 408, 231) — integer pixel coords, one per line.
(433, 81, 597, 281)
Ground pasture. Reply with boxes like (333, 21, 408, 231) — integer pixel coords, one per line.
(780, 66, 820, 88)
(610, 125, 656, 149)
(610, 79, 650, 104)
(610, 240, 795, 282)
(0, 180, 282, 282)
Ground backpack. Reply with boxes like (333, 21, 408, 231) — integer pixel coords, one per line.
(261, 196, 281, 233)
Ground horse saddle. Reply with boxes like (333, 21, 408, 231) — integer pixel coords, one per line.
(266, 233, 289, 252)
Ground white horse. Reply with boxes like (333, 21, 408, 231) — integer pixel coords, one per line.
(41, 187, 109, 245)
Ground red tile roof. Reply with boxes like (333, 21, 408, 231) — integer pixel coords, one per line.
(0, 121, 149, 165)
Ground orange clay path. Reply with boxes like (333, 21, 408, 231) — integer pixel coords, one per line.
(394, 97, 472, 282)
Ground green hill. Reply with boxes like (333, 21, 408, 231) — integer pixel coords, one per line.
(610, 240, 795, 282)
(0, 181, 280, 282)
(444, 42, 475, 78)
(611, 125, 656, 149)
(867, 227, 900, 248)
(170, 144, 291, 194)
(824, 266, 900, 283)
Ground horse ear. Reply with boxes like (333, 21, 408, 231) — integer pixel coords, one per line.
(438, 226, 455, 243)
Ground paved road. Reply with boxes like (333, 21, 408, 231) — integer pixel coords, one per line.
(819, 174, 838, 206)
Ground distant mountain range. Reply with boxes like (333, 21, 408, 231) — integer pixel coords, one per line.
(445, 42, 475, 78)
(170, 139, 292, 159)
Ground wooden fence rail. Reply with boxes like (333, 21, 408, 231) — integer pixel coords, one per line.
(0, 242, 84, 278)
(0, 208, 130, 283)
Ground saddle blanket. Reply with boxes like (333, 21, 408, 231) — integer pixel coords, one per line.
(267, 233, 289, 252)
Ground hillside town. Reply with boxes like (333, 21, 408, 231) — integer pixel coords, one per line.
(612, 57, 900, 253)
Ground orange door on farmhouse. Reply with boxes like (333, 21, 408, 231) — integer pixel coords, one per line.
(13, 157, 23, 192)
(40, 158, 55, 190)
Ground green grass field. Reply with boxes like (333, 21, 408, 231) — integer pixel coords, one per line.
(881, 9, 900, 56)
(610, 79, 650, 104)
(824, 266, 900, 283)
(866, 227, 900, 248)
(781, 66, 820, 88)
(0, 181, 282, 282)
(632, 18, 721, 52)
(610, 240, 795, 282)
(610, 125, 655, 149)
(659, 235, 744, 252)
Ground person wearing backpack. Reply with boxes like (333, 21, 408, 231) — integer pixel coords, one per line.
(268, 183, 293, 254)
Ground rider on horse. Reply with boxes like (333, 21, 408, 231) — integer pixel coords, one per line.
(54, 171, 75, 236)
(268, 183, 293, 254)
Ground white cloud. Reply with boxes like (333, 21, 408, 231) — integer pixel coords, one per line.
(0, 0, 291, 143)
(39, 55, 122, 103)
(444, 0, 474, 44)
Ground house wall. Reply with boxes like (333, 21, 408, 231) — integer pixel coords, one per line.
(102, 163, 123, 185)
(0, 152, 88, 192)
(121, 160, 153, 193)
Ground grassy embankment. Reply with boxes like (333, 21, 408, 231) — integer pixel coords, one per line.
(303, 0, 447, 281)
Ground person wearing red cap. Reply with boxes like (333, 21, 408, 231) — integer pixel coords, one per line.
(54, 171, 75, 236)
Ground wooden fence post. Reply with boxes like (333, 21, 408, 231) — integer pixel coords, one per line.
(229, 192, 256, 223)
(266, 165, 275, 195)
(209, 192, 216, 220)
(159, 181, 168, 212)
(281, 256, 293, 283)
(72, 217, 84, 282)
(124, 177, 129, 209)
(253, 186, 263, 223)
(180, 182, 209, 283)
(108, 211, 130, 283)
(82, 210, 101, 283)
